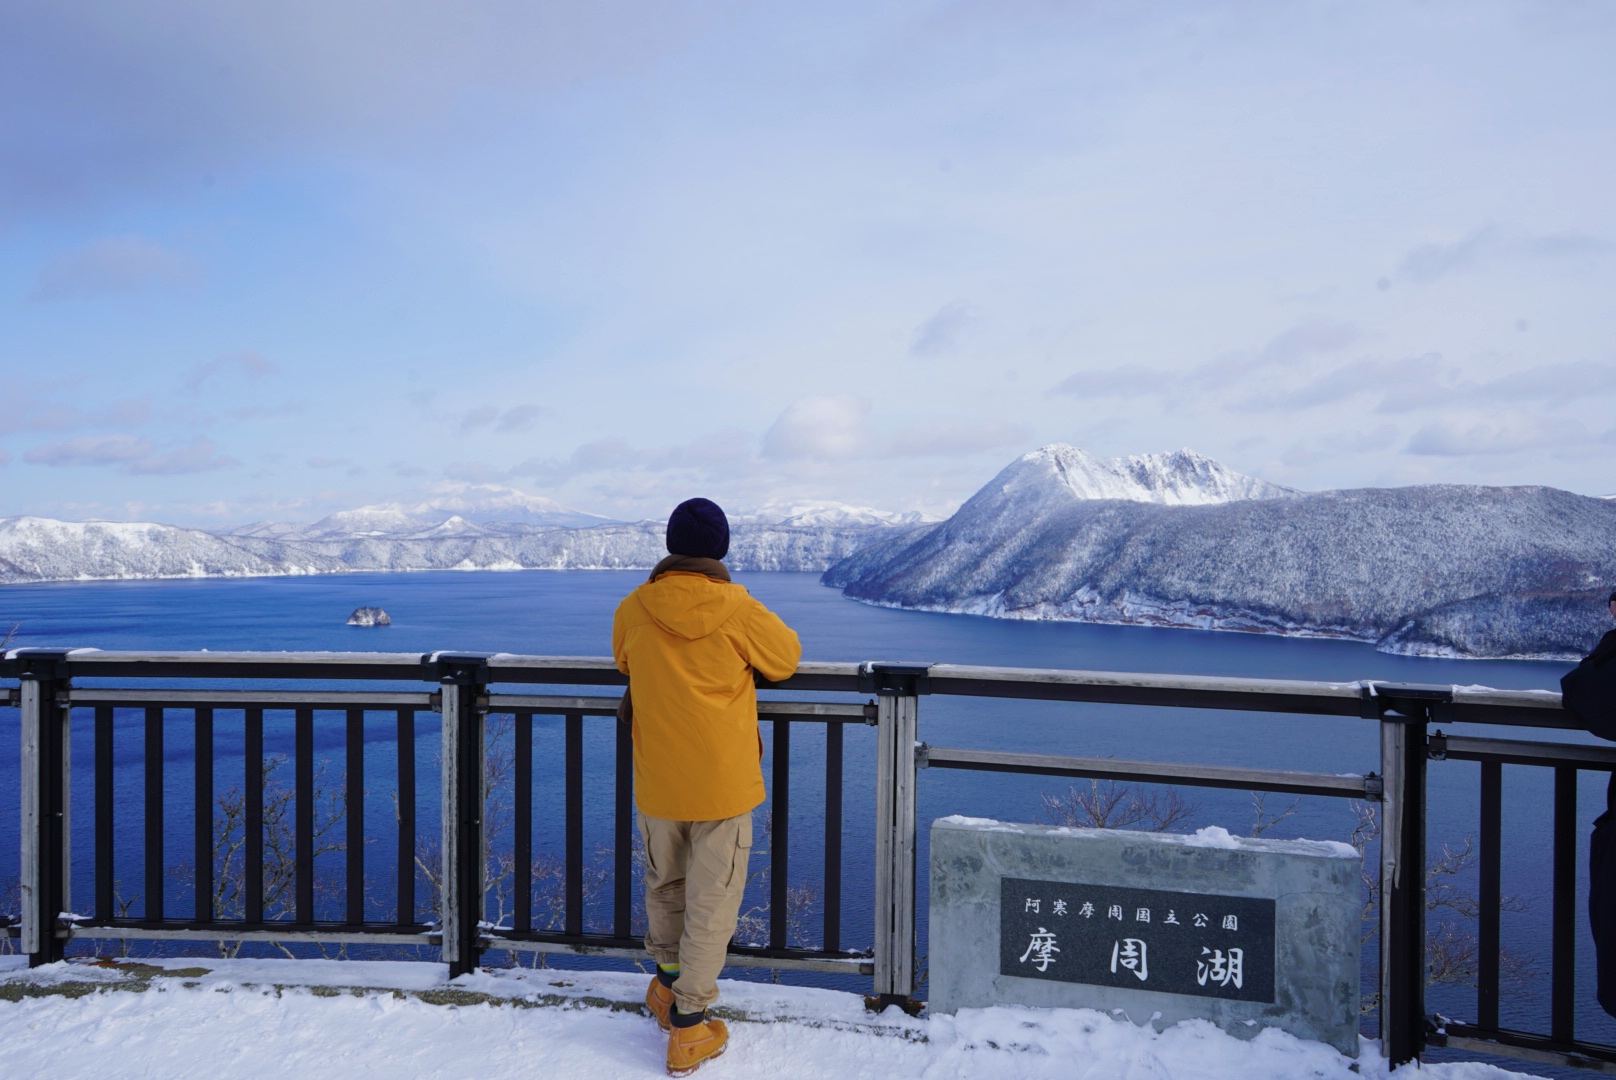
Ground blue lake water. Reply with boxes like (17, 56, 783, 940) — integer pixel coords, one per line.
(0, 570, 1609, 1057)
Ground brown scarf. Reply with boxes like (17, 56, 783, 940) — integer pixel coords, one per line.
(616, 556, 732, 725)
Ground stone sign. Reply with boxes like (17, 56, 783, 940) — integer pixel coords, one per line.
(930, 817, 1361, 1056)
(1000, 877, 1277, 1003)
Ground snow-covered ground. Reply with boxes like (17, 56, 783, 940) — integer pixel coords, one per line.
(0, 956, 1540, 1080)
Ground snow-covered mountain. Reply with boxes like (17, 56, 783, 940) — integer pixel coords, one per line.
(735, 500, 941, 528)
(0, 517, 332, 581)
(824, 447, 1616, 659)
(0, 513, 917, 583)
(994, 445, 1294, 506)
(220, 486, 611, 540)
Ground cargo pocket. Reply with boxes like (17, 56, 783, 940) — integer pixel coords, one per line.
(722, 813, 754, 892)
(637, 812, 661, 882)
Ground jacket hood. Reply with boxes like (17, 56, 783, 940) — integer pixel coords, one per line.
(635, 572, 747, 640)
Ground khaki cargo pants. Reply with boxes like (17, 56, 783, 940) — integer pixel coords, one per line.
(638, 809, 753, 1014)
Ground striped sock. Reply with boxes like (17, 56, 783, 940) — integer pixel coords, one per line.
(656, 963, 680, 988)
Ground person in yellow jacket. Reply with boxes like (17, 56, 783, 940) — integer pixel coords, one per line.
(612, 497, 802, 1077)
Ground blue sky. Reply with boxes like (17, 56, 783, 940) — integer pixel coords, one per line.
(2, 1, 1613, 525)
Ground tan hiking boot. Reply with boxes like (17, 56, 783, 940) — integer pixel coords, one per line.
(646, 975, 675, 1032)
(666, 1016, 728, 1077)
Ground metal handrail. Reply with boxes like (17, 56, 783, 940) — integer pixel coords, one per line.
(3, 647, 1569, 718)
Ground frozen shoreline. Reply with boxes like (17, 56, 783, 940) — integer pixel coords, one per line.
(844, 594, 1584, 663)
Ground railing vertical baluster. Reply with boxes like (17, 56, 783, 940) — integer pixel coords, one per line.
(396, 709, 415, 926)
(95, 706, 113, 923)
(145, 706, 164, 922)
(295, 707, 314, 924)
(194, 708, 214, 923)
(346, 708, 365, 926)
(868, 662, 927, 1006)
(565, 712, 583, 937)
(614, 711, 633, 940)
(823, 721, 843, 953)
(1378, 711, 1428, 1067)
(1552, 766, 1577, 1044)
(18, 651, 71, 967)
(438, 656, 488, 978)
(515, 712, 532, 933)
(771, 718, 790, 951)
(1477, 760, 1502, 1031)
(245, 708, 264, 924)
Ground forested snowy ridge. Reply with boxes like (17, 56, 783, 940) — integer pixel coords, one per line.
(824, 446, 1616, 660)
(0, 516, 906, 584)
(0, 956, 1542, 1080)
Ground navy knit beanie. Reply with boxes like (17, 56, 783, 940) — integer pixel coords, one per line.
(666, 498, 729, 560)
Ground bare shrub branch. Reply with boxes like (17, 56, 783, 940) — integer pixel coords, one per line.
(1348, 799, 1536, 993)
(1039, 779, 1198, 832)
(734, 808, 819, 952)
(172, 753, 351, 957)
(1249, 792, 1303, 838)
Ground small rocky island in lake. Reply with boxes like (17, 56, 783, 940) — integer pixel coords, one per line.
(347, 607, 391, 627)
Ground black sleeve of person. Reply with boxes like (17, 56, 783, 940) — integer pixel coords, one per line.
(1563, 630, 1616, 742)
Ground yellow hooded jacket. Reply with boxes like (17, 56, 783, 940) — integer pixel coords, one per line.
(612, 570, 802, 821)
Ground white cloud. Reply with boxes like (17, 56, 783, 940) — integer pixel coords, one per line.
(183, 351, 277, 393)
(496, 405, 543, 433)
(458, 403, 544, 433)
(1278, 424, 1399, 468)
(24, 435, 238, 474)
(909, 301, 976, 357)
(761, 396, 873, 460)
(30, 235, 195, 300)
(0, 392, 150, 436)
(1051, 321, 1361, 404)
(1405, 412, 1583, 457)
(512, 430, 753, 487)
(25, 435, 153, 467)
(1397, 226, 1613, 283)
(0, 2, 717, 217)
(883, 417, 1026, 458)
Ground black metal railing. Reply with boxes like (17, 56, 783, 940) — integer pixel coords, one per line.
(3, 648, 1611, 1072)
(477, 695, 864, 970)
(2, 651, 873, 979)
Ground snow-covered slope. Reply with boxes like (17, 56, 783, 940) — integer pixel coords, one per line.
(824, 451, 1616, 659)
(989, 445, 1294, 508)
(0, 517, 338, 581)
(0, 515, 909, 583)
(736, 499, 940, 527)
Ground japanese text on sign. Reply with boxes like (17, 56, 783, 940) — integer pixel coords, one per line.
(998, 877, 1276, 1003)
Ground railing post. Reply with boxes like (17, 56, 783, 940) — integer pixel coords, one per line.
(862, 661, 930, 1008)
(18, 650, 72, 967)
(435, 654, 490, 978)
(1369, 684, 1445, 1067)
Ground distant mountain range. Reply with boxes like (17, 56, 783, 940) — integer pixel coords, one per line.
(7, 447, 1611, 660)
(0, 491, 928, 584)
(217, 485, 612, 538)
(823, 445, 1616, 660)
